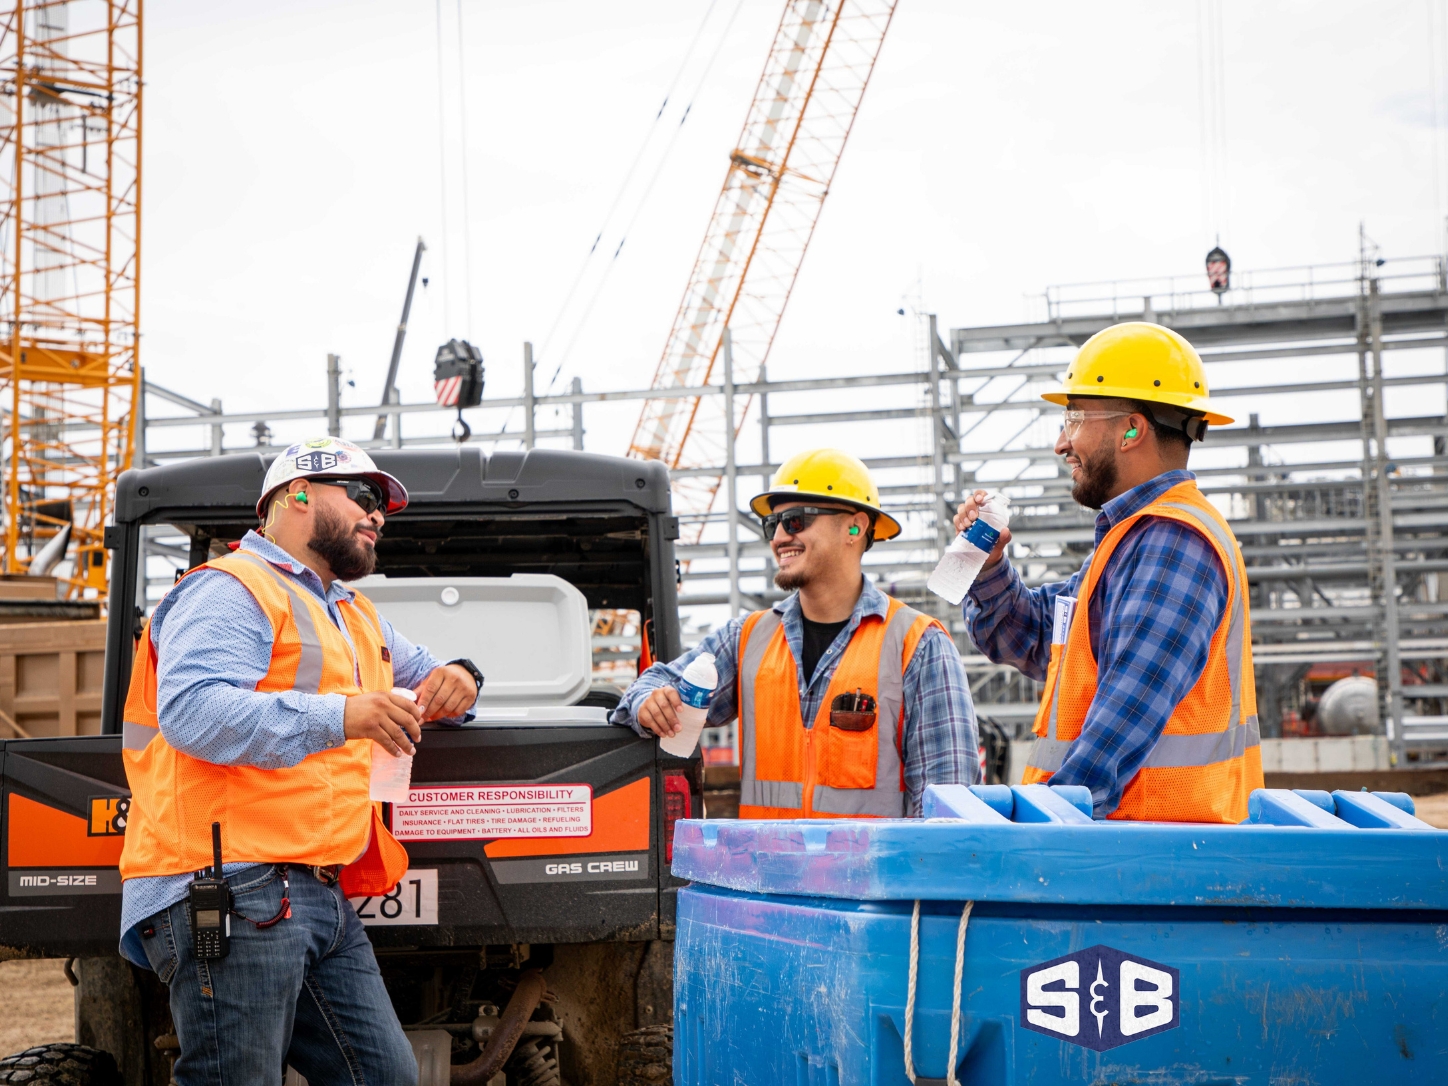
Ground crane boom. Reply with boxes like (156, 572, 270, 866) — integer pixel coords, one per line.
(627, 0, 898, 541)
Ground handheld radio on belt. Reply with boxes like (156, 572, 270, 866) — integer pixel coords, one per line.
(189, 822, 232, 961)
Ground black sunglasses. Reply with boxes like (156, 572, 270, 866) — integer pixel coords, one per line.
(758, 506, 856, 541)
(311, 478, 385, 515)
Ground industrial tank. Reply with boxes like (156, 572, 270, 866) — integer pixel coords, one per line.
(1318, 675, 1381, 735)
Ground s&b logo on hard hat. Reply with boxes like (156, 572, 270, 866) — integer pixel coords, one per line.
(294, 451, 339, 473)
(1020, 945, 1178, 1050)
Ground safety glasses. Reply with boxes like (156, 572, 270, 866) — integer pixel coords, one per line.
(1060, 409, 1133, 439)
(311, 478, 385, 515)
(758, 506, 855, 541)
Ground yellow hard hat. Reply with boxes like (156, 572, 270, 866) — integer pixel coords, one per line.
(749, 448, 901, 542)
(1041, 321, 1234, 427)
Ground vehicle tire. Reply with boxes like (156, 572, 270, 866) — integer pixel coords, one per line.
(615, 1025, 671, 1086)
(0, 1044, 122, 1086)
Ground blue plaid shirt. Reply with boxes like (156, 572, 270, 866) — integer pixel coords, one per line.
(119, 531, 443, 965)
(965, 470, 1228, 817)
(613, 578, 980, 814)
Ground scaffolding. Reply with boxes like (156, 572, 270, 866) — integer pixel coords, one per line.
(134, 251, 1448, 766)
(0, 0, 142, 595)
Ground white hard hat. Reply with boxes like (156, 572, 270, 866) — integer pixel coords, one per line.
(257, 437, 408, 516)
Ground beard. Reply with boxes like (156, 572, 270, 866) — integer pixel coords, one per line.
(310, 503, 378, 581)
(1070, 441, 1120, 510)
(774, 563, 812, 592)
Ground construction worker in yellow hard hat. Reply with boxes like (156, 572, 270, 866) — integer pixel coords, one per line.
(956, 321, 1263, 823)
(612, 448, 981, 816)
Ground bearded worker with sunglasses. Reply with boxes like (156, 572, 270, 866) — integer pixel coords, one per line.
(616, 448, 980, 817)
(959, 323, 1263, 823)
(118, 438, 483, 1085)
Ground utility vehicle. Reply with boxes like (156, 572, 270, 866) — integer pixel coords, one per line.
(0, 448, 691, 1086)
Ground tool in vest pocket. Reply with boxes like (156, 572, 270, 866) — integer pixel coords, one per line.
(830, 688, 878, 732)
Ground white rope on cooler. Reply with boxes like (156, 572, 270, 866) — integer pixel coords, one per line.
(904, 900, 922, 1082)
(903, 899, 975, 1086)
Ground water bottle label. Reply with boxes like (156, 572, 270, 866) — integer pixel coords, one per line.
(677, 678, 714, 708)
(963, 518, 1001, 552)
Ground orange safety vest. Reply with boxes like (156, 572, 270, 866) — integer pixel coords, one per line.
(736, 596, 942, 819)
(1022, 481, 1263, 823)
(119, 551, 409, 897)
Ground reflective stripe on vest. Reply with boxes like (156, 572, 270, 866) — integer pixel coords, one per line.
(119, 551, 408, 895)
(122, 720, 159, 751)
(1023, 483, 1263, 823)
(737, 597, 938, 819)
(230, 552, 327, 693)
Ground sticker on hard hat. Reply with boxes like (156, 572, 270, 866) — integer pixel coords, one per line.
(1020, 945, 1178, 1050)
(294, 451, 339, 472)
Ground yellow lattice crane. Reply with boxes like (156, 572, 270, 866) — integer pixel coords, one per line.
(628, 0, 898, 541)
(0, 0, 142, 596)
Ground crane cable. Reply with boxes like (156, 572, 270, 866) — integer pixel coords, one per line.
(497, 0, 744, 441)
(435, 0, 452, 332)
(536, 0, 725, 370)
(1196, 0, 1228, 247)
(544, 0, 747, 394)
(457, 0, 476, 340)
(1429, 0, 1448, 244)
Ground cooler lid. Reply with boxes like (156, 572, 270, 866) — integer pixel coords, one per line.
(670, 784, 1448, 911)
(356, 574, 592, 707)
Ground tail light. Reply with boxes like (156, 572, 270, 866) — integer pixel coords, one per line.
(663, 772, 692, 864)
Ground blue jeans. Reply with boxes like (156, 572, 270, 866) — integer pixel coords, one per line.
(140, 863, 417, 1086)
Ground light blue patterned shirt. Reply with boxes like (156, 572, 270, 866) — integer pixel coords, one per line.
(611, 578, 980, 814)
(119, 531, 442, 965)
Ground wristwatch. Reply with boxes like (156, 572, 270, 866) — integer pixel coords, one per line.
(447, 657, 485, 694)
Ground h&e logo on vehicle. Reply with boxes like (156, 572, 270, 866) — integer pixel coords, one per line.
(1020, 945, 1179, 1051)
(87, 796, 128, 836)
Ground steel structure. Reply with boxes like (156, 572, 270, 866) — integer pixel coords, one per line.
(134, 251, 1448, 765)
(626, 0, 896, 544)
(939, 253, 1448, 768)
(0, 0, 141, 594)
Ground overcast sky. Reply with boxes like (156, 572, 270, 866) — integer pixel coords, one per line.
(140, 0, 1448, 470)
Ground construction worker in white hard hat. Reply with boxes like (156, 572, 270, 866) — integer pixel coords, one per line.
(615, 448, 980, 817)
(957, 322, 1263, 823)
(118, 437, 483, 1085)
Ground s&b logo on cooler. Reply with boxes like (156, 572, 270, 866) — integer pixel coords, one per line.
(1020, 945, 1178, 1051)
(293, 451, 339, 473)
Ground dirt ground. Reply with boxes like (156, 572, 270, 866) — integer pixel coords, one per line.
(1410, 791, 1448, 827)
(0, 794, 1443, 1060)
(0, 959, 73, 1055)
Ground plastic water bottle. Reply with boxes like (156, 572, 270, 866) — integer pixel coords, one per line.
(369, 687, 417, 803)
(927, 492, 1012, 605)
(660, 652, 718, 758)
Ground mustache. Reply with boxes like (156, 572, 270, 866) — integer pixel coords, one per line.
(354, 522, 382, 540)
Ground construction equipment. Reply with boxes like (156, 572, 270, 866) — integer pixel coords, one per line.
(0, 447, 692, 1085)
(375, 237, 428, 441)
(627, 0, 898, 542)
(0, 0, 143, 597)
